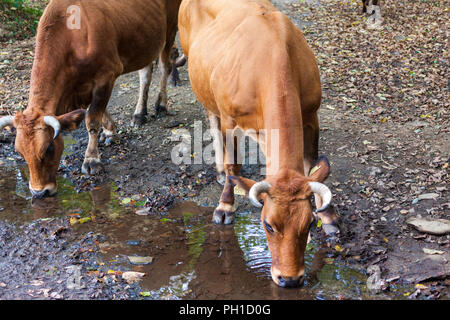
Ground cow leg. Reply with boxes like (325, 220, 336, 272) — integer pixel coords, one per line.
(208, 112, 225, 184)
(213, 121, 242, 225)
(303, 114, 319, 244)
(169, 54, 187, 87)
(303, 112, 319, 177)
(82, 78, 115, 175)
(99, 110, 116, 146)
(303, 113, 340, 236)
(168, 46, 187, 87)
(213, 163, 242, 225)
(133, 64, 154, 126)
(309, 171, 340, 237)
(154, 36, 176, 117)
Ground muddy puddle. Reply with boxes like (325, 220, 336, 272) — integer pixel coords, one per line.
(0, 161, 416, 300)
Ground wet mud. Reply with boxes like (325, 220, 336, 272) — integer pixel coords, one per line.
(0, 166, 411, 300)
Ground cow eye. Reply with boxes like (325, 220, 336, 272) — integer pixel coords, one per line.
(264, 220, 274, 233)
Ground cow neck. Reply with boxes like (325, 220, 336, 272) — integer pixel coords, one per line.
(26, 36, 69, 117)
(263, 93, 305, 178)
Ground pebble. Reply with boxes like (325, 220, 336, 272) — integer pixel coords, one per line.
(423, 248, 445, 255)
(127, 256, 153, 265)
(135, 208, 151, 216)
(418, 193, 439, 200)
(406, 217, 450, 236)
(126, 240, 141, 246)
(122, 271, 146, 283)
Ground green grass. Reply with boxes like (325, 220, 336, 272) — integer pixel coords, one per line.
(0, 0, 48, 41)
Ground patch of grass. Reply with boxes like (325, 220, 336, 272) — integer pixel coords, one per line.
(0, 0, 48, 41)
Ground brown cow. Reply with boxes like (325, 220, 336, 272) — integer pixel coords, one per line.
(0, 0, 182, 198)
(179, 0, 340, 287)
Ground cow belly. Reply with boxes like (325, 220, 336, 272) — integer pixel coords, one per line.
(187, 52, 221, 116)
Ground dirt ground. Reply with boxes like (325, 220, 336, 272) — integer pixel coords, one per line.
(0, 0, 448, 300)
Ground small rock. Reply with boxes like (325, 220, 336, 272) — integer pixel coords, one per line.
(50, 292, 63, 299)
(406, 217, 450, 236)
(418, 193, 439, 200)
(122, 271, 146, 283)
(423, 248, 445, 255)
(127, 256, 153, 265)
(126, 240, 141, 246)
(135, 208, 151, 216)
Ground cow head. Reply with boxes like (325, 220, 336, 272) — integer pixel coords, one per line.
(0, 109, 85, 198)
(230, 157, 332, 287)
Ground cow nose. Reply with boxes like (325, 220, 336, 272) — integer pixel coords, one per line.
(29, 183, 57, 198)
(277, 275, 304, 288)
(30, 189, 50, 199)
(30, 187, 57, 199)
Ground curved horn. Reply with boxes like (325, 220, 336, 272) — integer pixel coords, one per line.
(309, 182, 332, 213)
(0, 116, 14, 130)
(43, 116, 61, 139)
(249, 181, 271, 208)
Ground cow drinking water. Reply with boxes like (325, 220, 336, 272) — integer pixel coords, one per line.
(178, 0, 340, 287)
(0, 0, 182, 197)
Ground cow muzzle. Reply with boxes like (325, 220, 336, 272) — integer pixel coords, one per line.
(275, 275, 304, 288)
(29, 183, 57, 198)
(271, 266, 305, 288)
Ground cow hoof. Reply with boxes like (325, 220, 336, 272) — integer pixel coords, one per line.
(154, 104, 176, 117)
(169, 79, 182, 87)
(104, 137, 114, 146)
(212, 209, 235, 225)
(82, 158, 103, 175)
(327, 234, 340, 247)
(132, 114, 147, 127)
(322, 222, 340, 246)
(99, 132, 114, 146)
(322, 223, 340, 236)
(169, 67, 182, 87)
(169, 75, 182, 87)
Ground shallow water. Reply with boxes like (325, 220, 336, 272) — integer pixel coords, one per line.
(0, 163, 402, 300)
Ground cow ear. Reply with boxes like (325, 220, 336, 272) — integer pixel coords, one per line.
(308, 155, 331, 183)
(228, 176, 269, 202)
(57, 109, 86, 131)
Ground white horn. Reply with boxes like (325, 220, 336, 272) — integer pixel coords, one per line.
(309, 182, 332, 212)
(43, 116, 61, 139)
(249, 181, 271, 208)
(0, 116, 14, 130)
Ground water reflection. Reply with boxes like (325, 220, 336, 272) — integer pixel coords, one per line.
(0, 165, 125, 224)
